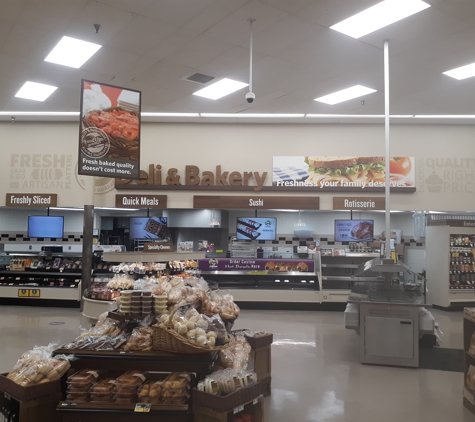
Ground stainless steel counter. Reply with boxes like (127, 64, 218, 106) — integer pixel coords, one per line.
(348, 281, 427, 307)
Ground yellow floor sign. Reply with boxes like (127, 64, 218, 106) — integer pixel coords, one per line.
(18, 289, 41, 297)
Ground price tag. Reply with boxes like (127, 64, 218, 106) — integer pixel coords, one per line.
(0, 277, 4, 281)
(4, 392, 11, 400)
(233, 405, 244, 414)
(46, 267, 51, 271)
(253, 398, 259, 405)
(15, 277, 20, 281)
(134, 403, 151, 412)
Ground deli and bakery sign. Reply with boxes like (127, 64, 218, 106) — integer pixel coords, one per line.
(6, 193, 57, 207)
(333, 197, 385, 210)
(115, 195, 167, 208)
(193, 195, 319, 210)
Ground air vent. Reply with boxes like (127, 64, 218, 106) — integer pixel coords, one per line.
(185, 73, 215, 85)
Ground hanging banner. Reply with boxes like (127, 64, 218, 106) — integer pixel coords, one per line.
(273, 156, 415, 190)
(78, 80, 141, 179)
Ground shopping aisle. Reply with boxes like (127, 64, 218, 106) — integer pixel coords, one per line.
(0, 306, 471, 421)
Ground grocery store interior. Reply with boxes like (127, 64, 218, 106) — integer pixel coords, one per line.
(2, 0, 475, 421)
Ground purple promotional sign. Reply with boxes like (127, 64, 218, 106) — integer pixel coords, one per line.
(198, 258, 314, 273)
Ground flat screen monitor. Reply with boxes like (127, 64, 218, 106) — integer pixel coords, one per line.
(28, 216, 64, 238)
(236, 217, 277, 241)
(129, 217, 169, 240)
(334, 219, 374, 242)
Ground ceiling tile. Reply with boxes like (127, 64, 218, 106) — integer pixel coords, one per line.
(80, 46, 140, 76)
(146, 28, 197, 61)
(141, 0, 216, 27)
(2, 23, 61, 61)
(105, 15, 179, 56)
(164, 34, 235, 69)
(260, 0, 315, 14)
(0, 0, 29, 24)
(203, 1, 289, 47)
(98, 0, 153, 14)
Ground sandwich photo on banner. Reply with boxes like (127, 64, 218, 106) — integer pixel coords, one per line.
(272, 156, 415, 189)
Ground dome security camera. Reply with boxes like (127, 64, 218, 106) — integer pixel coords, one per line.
(246, 92, 255, 103)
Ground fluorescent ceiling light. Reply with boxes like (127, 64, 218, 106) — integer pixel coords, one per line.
(0, 111, 79, 116)
(443, 62, 475, 80)
(330, 0, 430, 39)
(201, 113, 304, 118)
(15, 81, 58, 102)
(305, 114, 413, 118)
(141, 112, 200, 117)
(314, 85, 377, 105)
(193, 78, 248, 100)
(45, 36, 101, 68)
(414, 115, 475, 119)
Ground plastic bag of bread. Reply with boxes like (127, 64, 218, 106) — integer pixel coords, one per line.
(123, 315, 153, 351)
(219, 336, 251, 369)
(7, 344, 72, 387)
(202, 314, 230, 346)
(202, 290, 240, 322)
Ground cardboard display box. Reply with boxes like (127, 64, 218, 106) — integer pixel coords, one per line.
(193, 397, 263, 422)
(249, 345, 271, 381)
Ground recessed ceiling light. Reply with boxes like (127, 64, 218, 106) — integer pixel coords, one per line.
(443, 62, 475, 80)
(314, 85, 377, 105)
(193, 78, 248, 100)
(44, 36, 101, 68)
(330, 0, 431, 39)
(200, 113, 304, 118)
(15, 81, 58, 102)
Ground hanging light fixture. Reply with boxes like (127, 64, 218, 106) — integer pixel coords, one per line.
(209, 209, 220, 227)
(294, 210, 314, 238)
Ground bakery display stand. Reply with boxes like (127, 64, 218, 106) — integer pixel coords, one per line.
(0, 391, 62, 422)
(82, 252, 205, 323)
(53, 348, 216, 422)
(426, 222, 475, 308)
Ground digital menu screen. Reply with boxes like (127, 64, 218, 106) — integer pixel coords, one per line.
(334, 219, 374, 242)
(129, 217, 169, 240)
(28, 216, 64, 238)
(236, 217, 277, 241)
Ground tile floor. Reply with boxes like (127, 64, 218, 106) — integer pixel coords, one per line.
(0, 305, 472, 421)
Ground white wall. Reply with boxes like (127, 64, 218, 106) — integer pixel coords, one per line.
(1, 121, 475, 212)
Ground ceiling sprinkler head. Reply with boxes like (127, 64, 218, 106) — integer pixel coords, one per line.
(94, 24, 101, 34)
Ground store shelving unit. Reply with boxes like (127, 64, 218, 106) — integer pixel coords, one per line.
(0, 252, 82, 305)
(320, 252, 379, 303)
(53, 348, 216, 422)
(427, 223, 475, 308)
(463, 308, 475, 415)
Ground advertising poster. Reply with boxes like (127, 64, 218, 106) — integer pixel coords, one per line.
(273, 156, 415, 190)
(78, 80, 141, 179)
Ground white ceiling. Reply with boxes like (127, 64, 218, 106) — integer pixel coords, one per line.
(2, 0, 475, 122)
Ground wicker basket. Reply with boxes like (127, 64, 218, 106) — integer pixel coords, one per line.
(152, 324, 227, 354)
